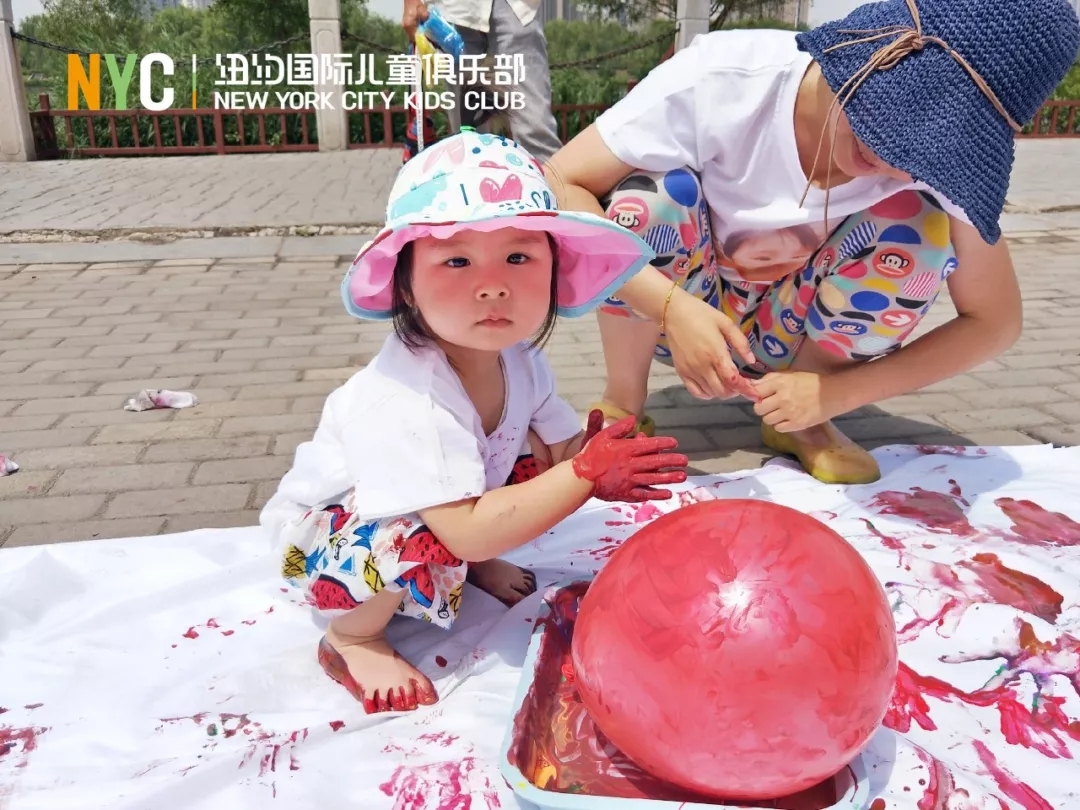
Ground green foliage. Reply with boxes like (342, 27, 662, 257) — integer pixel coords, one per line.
(1052, 64, 1080, 101)
(15, 0, 1076, 151)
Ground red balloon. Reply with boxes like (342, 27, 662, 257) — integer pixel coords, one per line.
(571, 499, 897, 800)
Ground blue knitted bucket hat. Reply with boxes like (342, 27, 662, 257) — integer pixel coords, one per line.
(797, 0, 1080, 244)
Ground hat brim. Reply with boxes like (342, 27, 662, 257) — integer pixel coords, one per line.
(798, 28, 1014, 244)
(342, 209, 656, 321)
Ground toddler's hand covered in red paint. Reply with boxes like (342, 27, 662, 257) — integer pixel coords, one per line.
(572, 410, 688, 502)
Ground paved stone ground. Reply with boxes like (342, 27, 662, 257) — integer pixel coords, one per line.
(1, 140, 1079, 237)
(3, 230, 1080, 548)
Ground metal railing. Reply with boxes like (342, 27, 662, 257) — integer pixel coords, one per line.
(1025, 100, 1080, 137)
(29, 93, 610, 158)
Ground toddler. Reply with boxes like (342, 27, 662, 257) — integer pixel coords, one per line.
(260, 130, 688, 714)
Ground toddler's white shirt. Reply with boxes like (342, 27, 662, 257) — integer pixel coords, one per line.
(260, 333, 582, 544)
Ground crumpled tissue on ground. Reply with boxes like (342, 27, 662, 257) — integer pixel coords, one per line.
(123, 389, 199, 412)
(1, 455, 19, 476)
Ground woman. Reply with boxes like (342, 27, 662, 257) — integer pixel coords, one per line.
(544, 0, 1079, 484)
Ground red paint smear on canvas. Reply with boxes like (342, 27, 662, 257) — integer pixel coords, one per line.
(995, 498, 1080, 548)
(155, 713, 308, 791)
(504, 581, 841, 807)
(379, 757, 502, 810)
(587, 536, 625, 561)
(972, 740, 1054, 810)
(859, 518, 904, 552)
(885, 619, 1080, 766)
(915, 445, 987, 457)
(180, 616, 252, 641)
(914, 748, 952, 810)
(0, 724, 48, 769)
(329, 721, 345, 732)
(889, 552, 1063, 642)
(871, 482, 976, 537)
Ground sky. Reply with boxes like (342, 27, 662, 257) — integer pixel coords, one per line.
(11, 0, 44, 24)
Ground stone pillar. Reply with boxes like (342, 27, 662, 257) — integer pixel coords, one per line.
(0, 0, 36, 162)
(675, 0, 711, 51)
(309, 0, 348, 151)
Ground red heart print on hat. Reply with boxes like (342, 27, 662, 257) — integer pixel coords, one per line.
(479, 174, 523, 203)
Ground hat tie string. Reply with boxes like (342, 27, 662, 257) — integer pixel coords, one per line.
(798, 0, 1021, 234)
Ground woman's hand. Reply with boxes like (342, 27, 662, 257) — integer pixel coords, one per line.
(751, 372, 849, 432)
(663, 289, 761, 402)
(402, 0, 429, 41)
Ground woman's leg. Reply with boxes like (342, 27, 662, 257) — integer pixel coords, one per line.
(595, 168, 717, 431)
(280, 501, 466, 713)
(466, 429, 551, 605)
(749, 190, 954, 483)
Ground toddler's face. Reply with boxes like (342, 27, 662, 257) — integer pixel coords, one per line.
(410, 228, 554, 352)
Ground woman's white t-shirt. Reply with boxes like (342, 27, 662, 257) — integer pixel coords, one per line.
(259, 334, 582, 541)
(594, 29, 969, 280)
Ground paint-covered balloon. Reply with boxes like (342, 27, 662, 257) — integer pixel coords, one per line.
(570, 499, 898, 800)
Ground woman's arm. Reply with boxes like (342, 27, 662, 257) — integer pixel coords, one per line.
(826, 216, 1023, 412)
(544, 125, 679, 320)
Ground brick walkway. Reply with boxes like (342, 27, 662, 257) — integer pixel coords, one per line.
(1, 140, 1078, 238)
(3, 231, 1080, 548)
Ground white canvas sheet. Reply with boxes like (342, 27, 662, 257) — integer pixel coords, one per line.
(2, 444, 1080, 810)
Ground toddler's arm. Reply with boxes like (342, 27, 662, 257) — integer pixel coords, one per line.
(419, 414, 687, 562)
(547, 430, 585, 466)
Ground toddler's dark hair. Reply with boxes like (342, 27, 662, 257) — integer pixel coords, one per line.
(390, 234, 561, 352)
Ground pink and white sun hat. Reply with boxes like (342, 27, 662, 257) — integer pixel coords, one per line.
(341, 130, 656, 321)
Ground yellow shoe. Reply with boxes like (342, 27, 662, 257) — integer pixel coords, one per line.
(585, 401, 656, 437)
(761, 421, 881, 485)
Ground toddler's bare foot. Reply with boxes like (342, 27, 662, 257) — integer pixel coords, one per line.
(466, 558, 536, 607)
(319, 626, 437, 714)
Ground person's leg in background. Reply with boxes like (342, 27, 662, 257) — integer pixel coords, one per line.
(593, 167, 719, 436)
(453, 26, 490, 131)
(489, 0, 562, 162)
(746, 189, 954, 484)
